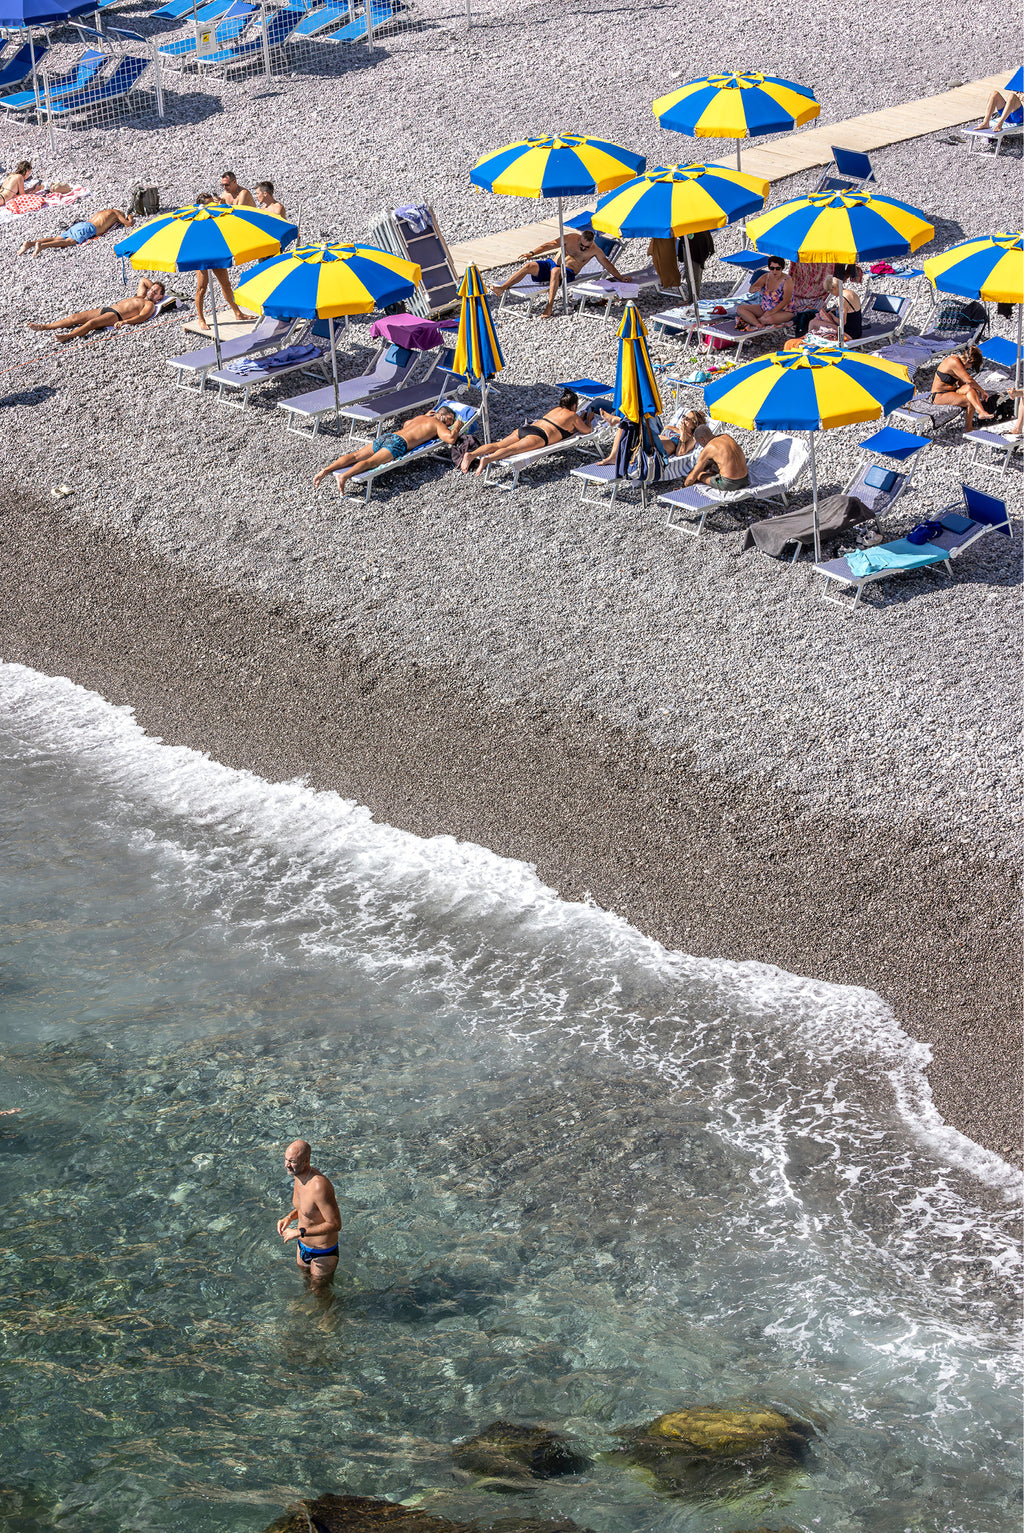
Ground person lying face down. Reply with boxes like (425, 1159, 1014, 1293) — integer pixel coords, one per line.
(684, 432, 750, 492)
(488, 227, 625, 318)
(18, 207, 134, 258)
(27, 278, 166, 343)
(460, 390, 595, 477)
(313, 407, 463, 494)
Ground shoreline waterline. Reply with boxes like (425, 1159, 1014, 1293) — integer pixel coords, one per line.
(0, 492, 1020, 1166)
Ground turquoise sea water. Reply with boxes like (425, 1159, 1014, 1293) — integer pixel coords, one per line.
(1, 662, 1020, 1533)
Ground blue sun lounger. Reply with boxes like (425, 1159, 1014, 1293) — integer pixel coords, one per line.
(814, 485, 1011, 610)
(159, 5, 254, 58)
(0, 42, 42, 93)
(0, 48, 102, 113)
(194, 4, 302, 67)
(321, 0, 394, 40)
(40, 55, 148, 118)
(288, 0, 351, 36)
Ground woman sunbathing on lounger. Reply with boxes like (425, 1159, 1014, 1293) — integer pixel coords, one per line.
(735, 258, 795, 332)
(595, 407, 712, 467)
(461, 390, 594, 476)
(313, 407, 462, 495)
(28, 278, 165, 343)
(930, 344, 996, 430)
(489, 228, 624, 319)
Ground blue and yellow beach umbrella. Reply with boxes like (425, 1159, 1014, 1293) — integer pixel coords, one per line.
(924, 230, 1023, 385)
(233, 241, 421, 317)
(453, 264, 504, 442)
(746, 189, 934, 264)
(592, 161, 768, 239)
(704, 348, 912, 558)
(231, 241, 421, 414)
(471, 133, 645, 312)
(113, 202, 298, 272)
(614, 302, 663, 423)
(654, 72, 819, 170)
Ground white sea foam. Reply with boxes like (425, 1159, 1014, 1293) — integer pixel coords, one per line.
(2, 661, 1021, 1309)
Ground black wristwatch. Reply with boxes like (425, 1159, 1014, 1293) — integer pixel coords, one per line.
(299, 1227, 306, 1237)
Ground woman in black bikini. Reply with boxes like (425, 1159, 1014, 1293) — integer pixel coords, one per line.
(930, 344, 995, 430)
(461, 389, 595, 476)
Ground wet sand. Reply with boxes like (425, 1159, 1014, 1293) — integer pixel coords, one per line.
(0, 487, 1019, 1165)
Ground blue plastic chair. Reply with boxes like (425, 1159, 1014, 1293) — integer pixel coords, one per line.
(814, 146, 876, 194)
(0, 42, 40, 92)
(0, 48, 104, 113)
(42, 54, 147, 117)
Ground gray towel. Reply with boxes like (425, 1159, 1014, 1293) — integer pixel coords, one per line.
(742, 494, 874, 558)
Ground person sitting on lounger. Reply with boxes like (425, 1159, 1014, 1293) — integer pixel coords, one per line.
(28, 278, 165, 343)
(808, 275, 863, 340)
(255, 180, 286, 218)
(735, 258, 794, 332)
(930, 344, 996, 430)
(461, 390, 594, 475)
(313, 407, 463, 495)
(489, 228, 624, 319)
(684, 433, 749, 492)
(18, 207, 134, 258)
(595, 407, 711, 467)
(976, 87, 1024, 131)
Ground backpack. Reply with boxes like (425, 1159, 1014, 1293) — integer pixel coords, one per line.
(128, 185, 159, 217)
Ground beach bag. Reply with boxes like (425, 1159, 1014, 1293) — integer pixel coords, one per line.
(702, 332, 736, 350)
(128, 185, 159, 217)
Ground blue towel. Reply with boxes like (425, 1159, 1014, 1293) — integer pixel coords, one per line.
(846, 541, 948, 577)
(225, 343, 322, 375)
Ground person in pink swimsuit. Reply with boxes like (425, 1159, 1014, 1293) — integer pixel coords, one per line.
(735, 259, 795, 332)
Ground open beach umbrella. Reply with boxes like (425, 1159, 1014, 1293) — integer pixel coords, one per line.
(233, 240, 421, 411)
(592, 160, 769, 329)
(703, 348, 913, 561)
(470, 133, 645, 313)
(114, 203, 299, 366)
(452, 264, 504, 443)
(746, 189, 934, 342)
(653, 72, 820, 171)
(1006, 67, 1023, 93)
(924, 231, 1023, 385)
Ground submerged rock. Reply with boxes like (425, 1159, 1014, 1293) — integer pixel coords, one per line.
(452, 1420, 591, 1487)
(613, 1406, 813, 1497)
(259, 1493, 594, 1532)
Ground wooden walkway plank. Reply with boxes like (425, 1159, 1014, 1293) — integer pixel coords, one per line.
(449, 70, 1012, 274)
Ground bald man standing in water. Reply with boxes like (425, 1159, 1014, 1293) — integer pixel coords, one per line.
(277, 1140, 341, 1290)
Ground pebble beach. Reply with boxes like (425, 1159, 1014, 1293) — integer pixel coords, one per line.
(1, 4, 1021, 1163)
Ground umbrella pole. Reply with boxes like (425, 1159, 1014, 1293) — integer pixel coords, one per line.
(558, 197, 568, 316)
(809, 432, 820, 565)
(481, 376, 490, 443)
(210, 274, 222, 370)
(1017, 301, 1022, 390)
(329, 316, 339, 414)
(682, 235, 700, 338)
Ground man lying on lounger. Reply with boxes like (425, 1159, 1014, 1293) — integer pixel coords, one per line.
(313, 407, 462, 495)
(27, 278, 166, 343)
(684, 433, 750, 492)
(489, 227, 625, 319)
(18, 207, 135, 258)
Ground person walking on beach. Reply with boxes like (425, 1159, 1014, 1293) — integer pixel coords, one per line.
(193, 192, 245, 329)
(277, 1139, 342, 1291)
(18, 206, 134, 258)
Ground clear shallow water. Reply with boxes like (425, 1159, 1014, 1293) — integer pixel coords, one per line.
(0, 662, 1020, 1533)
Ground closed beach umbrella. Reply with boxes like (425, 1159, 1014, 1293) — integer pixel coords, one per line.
(592, 160, 769, 326)
(746, 189, 934, 342)
(654, 72, 820, 171)
(703, 348, 913, 560)
(615, 301, 663, 422)
(470, 133, 645, 313)
(233, 240, 421, 413)
(924, 231, 1023, 384)
(452, 264, 504, 442)
(114, 203, 299, 367)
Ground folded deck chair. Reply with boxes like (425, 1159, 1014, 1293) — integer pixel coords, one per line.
(288, 0, 351, 35)
(166, 315, 295, 391)
(321, 0, 395, 39)
(195, 4, 301, 67)
(278, 340, 422, 435)
(964, 427, 1023, 475)
(159, 7, 254, 60)
(813, 146, 876, 193)
(0, 48, 101, 113)
(343, 400, 479, 502)
(339, 350, 458, 435)
(41, 55, 148, 118)
(660, 432, 809, 537)
(814, 485, 1012, 610)
(0, 42, 40, 92)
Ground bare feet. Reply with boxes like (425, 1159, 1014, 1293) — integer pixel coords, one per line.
(196, 318, 210, 331)
(539, 309, 554, 320)
(474, 459, 487, 477)
(460, 453, 477, 474)
(54, 333, 75, 343)
(17, 240, 31, 256)
(230, 307, 244, 321)
(26, 321, 46, 330)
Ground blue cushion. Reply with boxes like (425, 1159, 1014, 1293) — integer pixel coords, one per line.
(864, 465, 897, 491)
(939, 512, 974, 533)
(384, 343, 412, 366)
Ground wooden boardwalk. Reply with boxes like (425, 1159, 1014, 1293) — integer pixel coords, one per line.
(449, 71, 1010, 275)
